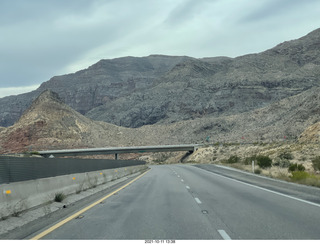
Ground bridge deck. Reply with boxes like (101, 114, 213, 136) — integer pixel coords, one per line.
(39, 144, 199, 158)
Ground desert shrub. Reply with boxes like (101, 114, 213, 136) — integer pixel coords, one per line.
(297, 164, 306, 171)
(242, 155, 257, 165)
(273, 157, 291, 168)
(254, 169, 262, 174)
(290, 171, 309, 181)
(304, 174, 320, 187)
(256, 155, 272, 169)
(300, 156, 307, 162)
(288, 163, 305, 172)
(312, 156, 320, 171)
(289, 172, 320, 186)
(226, 155, 240, 164)
(54, 192, 66, 202)
(279, 151, 294, 160)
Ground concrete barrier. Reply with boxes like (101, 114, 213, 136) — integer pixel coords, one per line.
(0, 165, 148, 219)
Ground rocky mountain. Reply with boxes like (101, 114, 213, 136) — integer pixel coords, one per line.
(0, 55, 192, 127)
(0, 90, 197, 153)
(1, 84, 319, 154)
(86, 28, 320, 127)
(181, 86, 320, 143)
(0, 90, 139, 153)
(0, 28, 319, 138)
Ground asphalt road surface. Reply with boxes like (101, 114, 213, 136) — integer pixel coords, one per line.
(32, 164, 320, 240)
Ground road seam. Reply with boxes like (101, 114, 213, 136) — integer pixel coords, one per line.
(30, 169, 151, 240)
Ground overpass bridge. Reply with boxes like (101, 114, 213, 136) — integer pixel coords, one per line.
(38, 144, 199, 159)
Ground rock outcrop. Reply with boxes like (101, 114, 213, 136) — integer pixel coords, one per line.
(0, 55, 191, 127)
(86, 28, 320, 127)
(0, 90, 138, 153)
(0, 28, 320, 147)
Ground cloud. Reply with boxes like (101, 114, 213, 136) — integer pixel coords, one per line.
(240, 0, 318, 23)
(164, 0, 212, 26)
(0, 84, 40, 98)
(1, 0, 320, 95)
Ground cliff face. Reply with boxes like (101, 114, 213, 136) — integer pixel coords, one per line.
(0, 28, 320, 130)
(0, 55, 191, 127)
(86, 28, 320, 127)
(1, 84, 320, 154)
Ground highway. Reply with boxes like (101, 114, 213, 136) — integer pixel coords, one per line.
(31, 164, 320, 240)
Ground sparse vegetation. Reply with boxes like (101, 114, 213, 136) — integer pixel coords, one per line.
(88, 176, 98, 189)
(76, 181, 85, 194)
(54, 192, 66, 202)
(290, 171, 309, 181)
(279, 151, 294, 160)
(288, 171, 320, 187)
(225, 155, 240, 164)
(256, 155, 272, 169)
(152, 152, 173, 163)
(254, 169, 262, 174)
(242, 155, 257, 165)
(288, 163, 305, 172)
(273, 157, 291, 168)
(312, 156, 320, 171)
(12, 200, 28, 217)
(186, 140, 320, 188)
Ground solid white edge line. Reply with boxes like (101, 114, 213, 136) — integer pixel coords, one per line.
(207, 170, 320, 208)
(194, 197, 202, 204)
(218, 230, 232, 240)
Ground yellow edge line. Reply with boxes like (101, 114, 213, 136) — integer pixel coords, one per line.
(30, 169, 151, 240)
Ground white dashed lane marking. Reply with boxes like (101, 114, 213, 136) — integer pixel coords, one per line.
(218, 230, 232, 240)
(194, 197, 202, 204)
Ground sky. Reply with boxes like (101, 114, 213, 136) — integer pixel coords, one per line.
(1, 0, 320, 98)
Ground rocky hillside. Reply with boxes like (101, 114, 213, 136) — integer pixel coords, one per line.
(0, 90, 141, 153)
(0, 55, 192, 127)
(87, 28, 320, 127)
(299, 122, 320, 143)
(1, 85, 320, 154)
(1, 28, 320, 128)
(177, 86, 320, 143)
(0, 90, 200, 153)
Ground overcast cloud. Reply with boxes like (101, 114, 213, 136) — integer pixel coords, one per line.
(1, 0, 320, 98)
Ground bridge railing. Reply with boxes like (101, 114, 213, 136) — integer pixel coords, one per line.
(38, 144, 199, 158)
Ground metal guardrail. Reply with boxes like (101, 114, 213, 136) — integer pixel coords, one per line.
(38, 144, 199, 158)
(0, 156, 145, 184)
